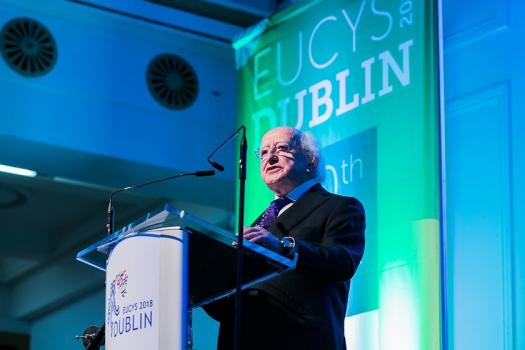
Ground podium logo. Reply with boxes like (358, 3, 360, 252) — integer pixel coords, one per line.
(107, 269, 154, 339)
(115, 270, 128, 298)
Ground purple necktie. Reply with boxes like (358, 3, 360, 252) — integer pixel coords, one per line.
(254, 197, 292, 229)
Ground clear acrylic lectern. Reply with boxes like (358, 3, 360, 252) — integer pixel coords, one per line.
(76, 204, 297, 350)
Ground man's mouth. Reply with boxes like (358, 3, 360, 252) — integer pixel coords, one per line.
(265, 165, 281, 173)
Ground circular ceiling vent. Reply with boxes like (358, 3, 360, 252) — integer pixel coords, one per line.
(146, 54, 198, 110)
(0, 17, 57, 77)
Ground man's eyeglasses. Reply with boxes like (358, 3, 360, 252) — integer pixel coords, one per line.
(255, 142, 297, 161)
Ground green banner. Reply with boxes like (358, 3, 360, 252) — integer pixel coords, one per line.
(234, 0, 440, 348)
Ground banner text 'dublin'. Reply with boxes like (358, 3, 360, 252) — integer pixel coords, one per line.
(247, 0, 416, 137)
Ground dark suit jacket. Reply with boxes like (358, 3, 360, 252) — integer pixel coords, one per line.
(205, 184, 366, 350)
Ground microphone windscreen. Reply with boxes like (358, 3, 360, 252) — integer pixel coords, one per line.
(211, 162, 225, 172)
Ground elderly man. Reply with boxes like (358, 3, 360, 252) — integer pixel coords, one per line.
(206, 126, 365, 350)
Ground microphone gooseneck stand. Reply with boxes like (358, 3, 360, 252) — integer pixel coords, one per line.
(205, 125, 248, 350)
(106, 170, 215, 236)
(81, 169, 215, 350)
(207, 125, 246, 173)
(233, 126, 247, 350)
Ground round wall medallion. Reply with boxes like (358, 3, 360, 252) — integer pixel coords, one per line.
(0, 17, 57, 77)
(146, 53, 198, 110)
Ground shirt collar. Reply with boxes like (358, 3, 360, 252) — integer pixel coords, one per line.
(276, 179, 319, 201)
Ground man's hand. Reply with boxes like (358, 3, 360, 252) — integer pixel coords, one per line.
(242, 226, 282, 253)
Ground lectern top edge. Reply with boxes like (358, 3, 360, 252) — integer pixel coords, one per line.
(76, 203, 296, 273)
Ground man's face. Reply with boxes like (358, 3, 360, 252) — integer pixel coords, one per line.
(259, 127, 309, 196)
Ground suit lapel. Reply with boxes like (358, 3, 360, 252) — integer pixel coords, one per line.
(270, 184, 330, 237)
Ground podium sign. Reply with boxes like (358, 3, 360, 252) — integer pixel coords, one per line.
(105, 228, 187, 350)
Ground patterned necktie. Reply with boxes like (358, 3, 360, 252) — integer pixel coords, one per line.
(254, 197, 292, 229)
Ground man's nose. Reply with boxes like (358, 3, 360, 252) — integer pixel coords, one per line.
(268, 154, 279, 164)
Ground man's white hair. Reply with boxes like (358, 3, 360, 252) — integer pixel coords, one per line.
(290, 128, 325, 181)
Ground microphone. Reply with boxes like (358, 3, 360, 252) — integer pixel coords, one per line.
(86, 324, 105, 350)
(210, 161, 224, 172)
(107, 170, 215, 235)
(76, 324, 105, 350)
(207, 126, 245, 172)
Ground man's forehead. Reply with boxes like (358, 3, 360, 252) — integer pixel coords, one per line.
(260, 128, 294, 145)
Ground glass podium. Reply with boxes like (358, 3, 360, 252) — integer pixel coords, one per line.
(77, 204, 296, 307)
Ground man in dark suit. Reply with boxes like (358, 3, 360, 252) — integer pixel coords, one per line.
(206, 126, 365, 350)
